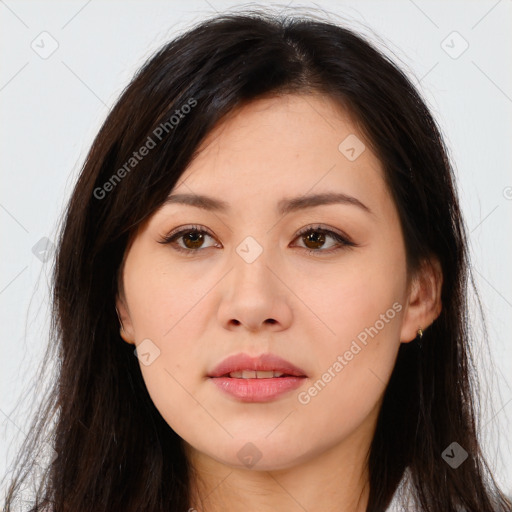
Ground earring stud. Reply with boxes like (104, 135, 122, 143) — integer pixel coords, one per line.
(417, 328, 423, 339)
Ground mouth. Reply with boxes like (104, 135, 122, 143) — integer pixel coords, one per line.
(208, 352, 307, 378)
(207, 353, 307, 402)
(220, 370, 299, 379)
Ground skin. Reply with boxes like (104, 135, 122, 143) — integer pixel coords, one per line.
(116, 93, 442, 512)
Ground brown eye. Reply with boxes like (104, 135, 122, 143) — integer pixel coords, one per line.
(158, 224, 356, 257)
(293, 225, 356, 255)
(158, 225, 220, 255)
(181, 231, 206, 249)
(302, 230, 327, 250)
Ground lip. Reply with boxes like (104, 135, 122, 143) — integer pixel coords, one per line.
(207, 353, 307, 403)
(208, 352, 307, 378)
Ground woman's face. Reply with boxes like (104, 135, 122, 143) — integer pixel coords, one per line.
(117, 93, 436, 472)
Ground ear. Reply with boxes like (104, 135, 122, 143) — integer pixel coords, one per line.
(115, 293, 136, 345)
(400, 256, 443, 343)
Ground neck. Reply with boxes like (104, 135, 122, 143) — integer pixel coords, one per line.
(185, 426, 373, 512)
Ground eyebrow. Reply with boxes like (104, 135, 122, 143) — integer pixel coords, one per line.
(164, 191, 373, 216)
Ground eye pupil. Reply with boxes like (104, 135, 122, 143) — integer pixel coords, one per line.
(183, 232, 204, 249)
(303, 231, 326, 249)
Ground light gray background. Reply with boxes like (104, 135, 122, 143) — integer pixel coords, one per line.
(1, 0, 511, 500)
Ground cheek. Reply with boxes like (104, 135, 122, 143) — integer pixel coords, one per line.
(292, 244, 406, 347)
(122, 243, 213, 338)
(291, 246, 406, 418)
(122, 246, 218, 432)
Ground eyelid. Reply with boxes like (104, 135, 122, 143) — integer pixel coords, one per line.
(157, 224, 220, 254)
(158, 224, 216, 243)
(293, 224, 354, 245)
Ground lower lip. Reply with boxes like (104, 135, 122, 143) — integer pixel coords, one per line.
(209, 376, 306, 402)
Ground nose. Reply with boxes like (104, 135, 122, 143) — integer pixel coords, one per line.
(217, 243, 293, 333)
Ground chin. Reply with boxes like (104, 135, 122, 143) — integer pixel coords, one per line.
(207, 437, 312, 472)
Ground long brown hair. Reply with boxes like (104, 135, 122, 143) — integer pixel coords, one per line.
(2, 9, 511, 512)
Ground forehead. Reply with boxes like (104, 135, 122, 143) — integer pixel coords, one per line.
(170, 93, 389, 219)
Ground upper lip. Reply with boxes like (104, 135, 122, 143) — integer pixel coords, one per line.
(208, 352, 307, 378)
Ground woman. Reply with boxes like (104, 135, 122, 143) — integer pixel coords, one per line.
(2, 9, 511, 512)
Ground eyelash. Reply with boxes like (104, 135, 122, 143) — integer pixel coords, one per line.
(157, 224, 357, 256)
